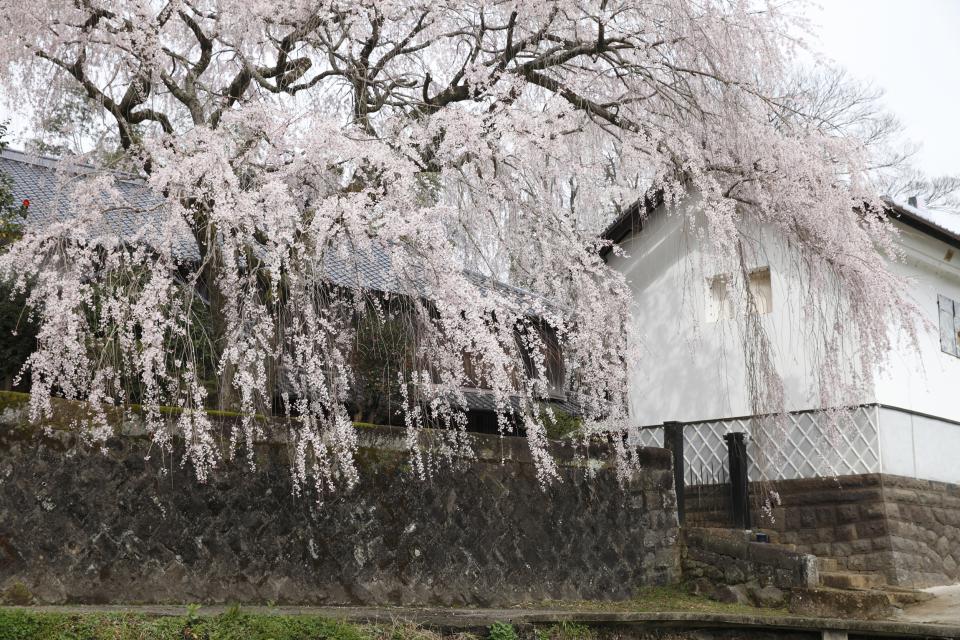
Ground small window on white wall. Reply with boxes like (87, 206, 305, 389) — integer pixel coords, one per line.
(707, 274, 732, 322)
(748, 267, 773, 315)
(707, 267, 773, 322)
(939, 294, 960, 357)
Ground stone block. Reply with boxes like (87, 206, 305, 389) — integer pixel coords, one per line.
(788, 587, 893, 621)
(710, 583, 751, 605)
(816, 526, 836, 543)
(886, 488, 918, 503)
(815, 506, 837, 526)
(944, 556, 957, 574)
(916, 490, 943, 507)
(836, 524, 859, 542)
(836, 504, 859, 524)
(855, 520, 885, 539)
(850, 539, 871, 554)
(723, 564, 747, 584)
(748, 583, 786, 607)
(860, 502, 885, 520)
(784, 508, 805, 530)
(890, 536, 919, 554)
(686, 577, 714, 596)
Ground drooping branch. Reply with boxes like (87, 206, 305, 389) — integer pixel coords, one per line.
(0, 0, 939, 493)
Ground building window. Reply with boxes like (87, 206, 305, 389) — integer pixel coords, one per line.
(748, 267, 773, 315)
(938, 294, 960, 357)
(707, 274, 732, 322)
(514, 323, 566, 396)
(708, 267, 773, 321)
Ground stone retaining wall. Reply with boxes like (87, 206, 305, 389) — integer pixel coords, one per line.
(0, 397, 680, 606)
(682, 527, 818, 590)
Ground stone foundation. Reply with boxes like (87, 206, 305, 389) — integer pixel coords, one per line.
(880, 475, 960, 587)
(686, 473, 960, 588)
(0, 399, 680, 605)
(758, 475, 893, 577)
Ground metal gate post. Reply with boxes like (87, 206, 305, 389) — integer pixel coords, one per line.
(724, 432, 751, 529)
(663, 421, 685, 526)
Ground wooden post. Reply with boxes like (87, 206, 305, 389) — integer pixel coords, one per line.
(663, 421, 685, 526)
(725, 431, 751, 530)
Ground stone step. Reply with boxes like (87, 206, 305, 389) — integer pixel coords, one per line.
(789, 586, 894, 620)
(820, 571, 887, 590)
(879, 585, 935, 607)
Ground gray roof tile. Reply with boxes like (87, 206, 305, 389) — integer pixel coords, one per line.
(1, 149, 577, 414)
(0, 148, 550, 308)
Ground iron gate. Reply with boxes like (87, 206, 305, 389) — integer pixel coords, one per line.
(661, 422, 752, 529)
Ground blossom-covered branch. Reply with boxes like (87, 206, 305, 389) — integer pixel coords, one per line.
(0, 0, 922, 492)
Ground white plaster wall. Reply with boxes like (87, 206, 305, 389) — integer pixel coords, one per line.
(877, 406, 917, 478)
(609, 196, 870, 427)
(878, 406, 960, 484)
(874, 222, 960, 423)
(609, 200, 960, 481)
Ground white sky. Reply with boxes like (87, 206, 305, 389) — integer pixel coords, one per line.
(811, 0, 960, 177)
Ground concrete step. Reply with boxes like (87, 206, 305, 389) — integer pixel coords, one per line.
(820, 571, 887, 590)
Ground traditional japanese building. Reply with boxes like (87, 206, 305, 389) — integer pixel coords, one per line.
(603, 190, 960, 587)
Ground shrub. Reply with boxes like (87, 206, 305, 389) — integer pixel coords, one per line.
(543, 408, 582, 440)
(488, 622, 518, 640)
(1, 581, 33, 605)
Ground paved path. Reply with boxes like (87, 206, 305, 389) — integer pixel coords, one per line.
(7, 604, 960, 638)
(900, 583, 960, 626)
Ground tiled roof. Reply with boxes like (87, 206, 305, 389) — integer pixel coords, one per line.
(1, 148, 199, 259)
(0, 149, 554, 311)
(599, 184, 960, 253)
(0, 149, 579, 415)
(884, 197, 960, 250)
(462, 388, 581, 416)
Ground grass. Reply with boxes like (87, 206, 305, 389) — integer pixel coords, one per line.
(0, 609, 401, 640)
(0, 611, 533, 640)
(0, 587, 785, 640)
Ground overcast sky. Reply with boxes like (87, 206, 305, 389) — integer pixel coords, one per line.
(813, 0, 960, 177)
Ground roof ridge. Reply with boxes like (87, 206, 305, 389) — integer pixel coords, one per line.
(0, 147, 146, 184)
(0, 146, 91, 169)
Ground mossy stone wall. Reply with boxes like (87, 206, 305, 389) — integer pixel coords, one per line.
(0, 396, 679, 606)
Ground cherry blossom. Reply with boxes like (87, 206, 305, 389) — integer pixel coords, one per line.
(0, 1, 920, 493)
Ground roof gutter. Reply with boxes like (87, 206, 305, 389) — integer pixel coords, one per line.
(598, 188, 664, 258)
(883, 197, 960, 251)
